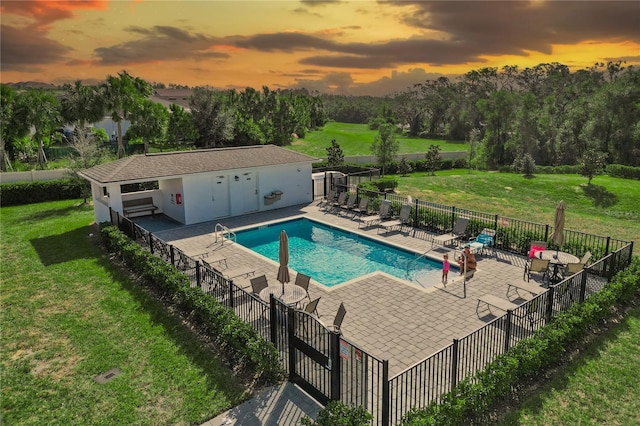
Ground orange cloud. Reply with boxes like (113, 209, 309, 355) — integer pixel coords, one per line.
(1, 0, 108, 29)
(210, 44, 242, 53)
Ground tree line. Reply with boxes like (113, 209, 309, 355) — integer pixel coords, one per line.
(0, 71, 327, 170)
(322, 62, 640, 168)
(1, 62, 638, 172)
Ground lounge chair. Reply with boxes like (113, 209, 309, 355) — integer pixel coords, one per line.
(319, 190, 336, 210)
(378, 204, 412, 234)
(524, 258, 550, 284)
(359, 200, 391, 228)
(580, 251, 592, 266)
(328, 192, 347, 213)
(432, 218, 469, 247)
(465, 228, 496, 255)
(337, 193, 357, 215)
(350, 198, 369, 220)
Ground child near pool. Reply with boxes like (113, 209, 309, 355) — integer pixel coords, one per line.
(442, 254, 450, 283)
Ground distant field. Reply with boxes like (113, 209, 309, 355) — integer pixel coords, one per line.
(289, 122, 468, 158)
(395, 170, 640, 253)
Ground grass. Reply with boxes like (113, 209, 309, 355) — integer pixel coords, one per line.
(394, 170, 640, 253)
(289, 122, 468, 158)
(497, 306, 640, 425)
(0, 199, 248, 425)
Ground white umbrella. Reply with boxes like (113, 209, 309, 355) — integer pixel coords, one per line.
(276, 230, 290, 295)
(551, 200, 566, 253)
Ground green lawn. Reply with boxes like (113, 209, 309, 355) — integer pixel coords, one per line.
(0, 200, 248, 425)
(497, 306, 640, 425)
(289, 122, 468, 158)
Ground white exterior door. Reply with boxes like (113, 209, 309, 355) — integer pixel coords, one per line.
(242, 173, 258, 212)
(211, 175, 230, 218)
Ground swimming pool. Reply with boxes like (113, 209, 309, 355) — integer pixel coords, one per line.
(235, 218, 441, 287)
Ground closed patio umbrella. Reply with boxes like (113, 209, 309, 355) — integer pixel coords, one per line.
(277, 230, 290, 295)
(551, 200, 566, 252)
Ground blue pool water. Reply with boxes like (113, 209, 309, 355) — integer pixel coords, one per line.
(235, 218, 441, 287)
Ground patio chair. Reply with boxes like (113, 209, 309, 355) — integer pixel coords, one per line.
(562, 262, 584, 278)
(248, 275, 269, 318)
(350, 198, 369, 220)
(294, 272, 311, 304)
(331, 302, 347, 332)
(250, 275, 269, 295)
(303, 297, 320, 316)
(378, 204, 412, 234)
(359, 200, 391, 228)
(432, 217, 469, 247)
(524, 258, 550, 284)
(528, 241, 547, 258)
(580, 251, 592, 266)
(338, 193, 357, 215)
(465, 228, 496, 256)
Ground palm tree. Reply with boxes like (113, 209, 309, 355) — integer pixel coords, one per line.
(101, 71, 152, 158)
(60, 80, 104, 130)
(21, 89, 61, 169)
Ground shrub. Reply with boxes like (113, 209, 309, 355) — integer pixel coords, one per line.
(0, 179, 85, 207)
(606, 164, 640, 179)
(99, 225, 284, 381)
(301, 401, 373, 426)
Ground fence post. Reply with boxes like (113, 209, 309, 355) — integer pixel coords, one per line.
(170, 245, 175, 266)
(493, 214, 498, 231)
(149, 233, 154, 255)
(544, 224, 549, 242)
(287, 306, 296, 380)
(381, 360, 390, 426)
(605, 236, 611, 255)
(578, 269, 588, 303)
(545, 286, 555, 322)
(270, 294, 277, 346)
(228, 279, 234, 309)
(195, 261, 201, 287)
(504, 311, 512, 352)
(451, 338, 459, 390)
(629, 242, 635, 267)
(450, 206, 456, 230)
(330, 331, 341, 401)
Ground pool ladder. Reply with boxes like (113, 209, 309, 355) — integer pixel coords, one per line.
(208, 223, 236, 247)
(406, 248, 436, 288)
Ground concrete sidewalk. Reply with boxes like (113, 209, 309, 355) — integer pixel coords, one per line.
(201, 382, 322, 426)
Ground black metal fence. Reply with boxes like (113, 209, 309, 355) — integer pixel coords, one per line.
(330, 187, 630, 260)
(110, 209, 633, 425)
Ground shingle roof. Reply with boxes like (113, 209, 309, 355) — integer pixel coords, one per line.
(80, 145, 318, 184)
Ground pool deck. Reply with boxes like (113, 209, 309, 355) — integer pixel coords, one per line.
(147, 202, 533, 377)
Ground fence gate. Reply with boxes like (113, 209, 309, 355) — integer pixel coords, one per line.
(286, 306, 340, 405)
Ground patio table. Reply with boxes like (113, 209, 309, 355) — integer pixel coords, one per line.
(259, 284, 307, 306)
(539, 250, 579, 283)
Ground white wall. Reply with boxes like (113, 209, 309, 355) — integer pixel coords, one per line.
(158, 178, 184, 223)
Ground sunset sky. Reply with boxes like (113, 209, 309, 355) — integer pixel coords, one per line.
(2, 0, 639, 96)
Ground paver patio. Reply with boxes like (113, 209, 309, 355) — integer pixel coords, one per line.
(144, 201, 535, 377)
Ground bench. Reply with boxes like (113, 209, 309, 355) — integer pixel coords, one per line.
(476, 294, 520, 317)
(123, 197, 158, 217)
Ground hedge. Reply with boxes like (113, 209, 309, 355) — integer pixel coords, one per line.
(99, 224, 284, 381)
(401, 257, 640, 426)
(0, 179, 85, 207)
